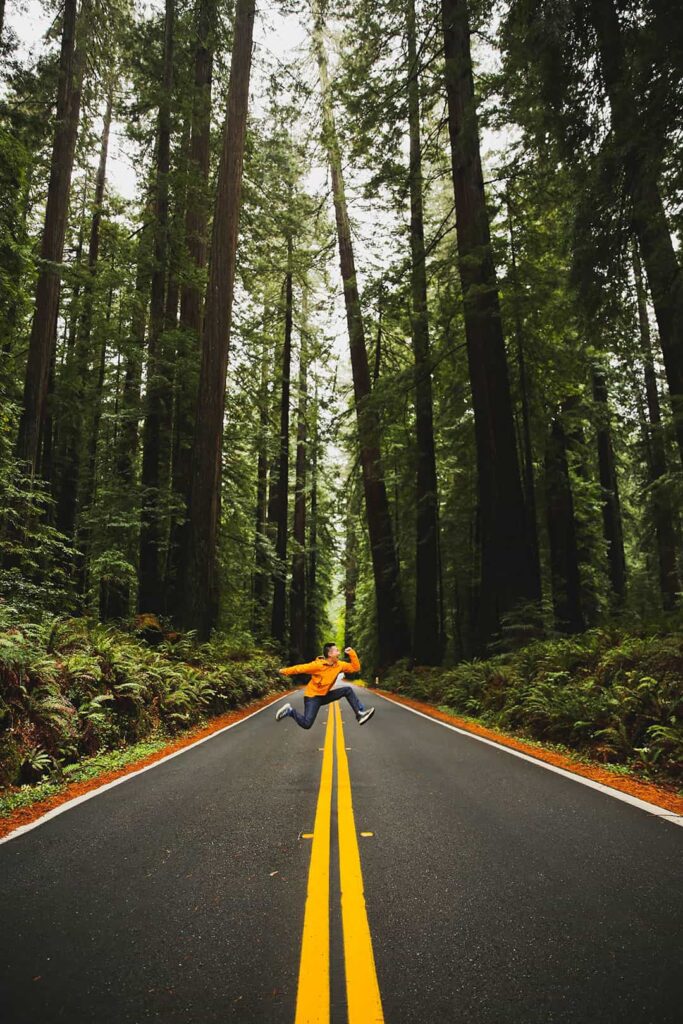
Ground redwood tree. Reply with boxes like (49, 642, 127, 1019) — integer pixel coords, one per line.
(545, 417, 584, 633)
(16, 0, 88, 474)
(441, 0, 540, 651)
(139, 0, 175, 614)
(289, 323, 308, 662)
(167, 0, 217, 619)
(270, 245, 293, 644)
(406, 0, 443, 664)
(588, 0, 683, 466)
(632, 243, 680, 609)
(592, 365, 627, 604)
(184, 0, 256, 637)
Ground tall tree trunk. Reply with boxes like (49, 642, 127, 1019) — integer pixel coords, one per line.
(78, 287, 112, 597)
(139, 0, 174, 615)
(55, 86, 112, 539)
(179, 0, 215, 335)
(101, 230, 150, 622)
(184, 0, 255, 637)
(343, 478, 361, 651)
(633, 242, 680, 609)
(252, 312, 271, 636)
(441, 0, 540, 651)
(592, 366, 627, 603)
(271, 249, 293, 644)
(312, 0, 409, 667)
(167, 0, 216, 621)
(406, 0, 442, 665)
(289, 321, 308, 662)
(54, 197, 86, 531)
(545, 418, 584, 633)
(39, 347, 57, 484)
(373, 285, 383, 385)
(507, 194, 541, 588)
(305, 378, 319, 656)
(16, 0, 87, 474)
(589, 0, 683, 465)
(561, 395, 601, 625)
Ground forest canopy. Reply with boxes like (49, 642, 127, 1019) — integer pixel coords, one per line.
(1, 0, 682, 674)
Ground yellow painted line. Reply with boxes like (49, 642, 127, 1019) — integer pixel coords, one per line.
(294, 708, 335, 1024)
(334, 702, 385, 1023)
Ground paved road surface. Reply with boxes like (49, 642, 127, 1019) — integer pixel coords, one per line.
(1, 685, 682, 1023)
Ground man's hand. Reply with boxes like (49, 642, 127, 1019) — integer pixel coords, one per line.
(278, 668, 287, 675)
(344, 647, 353, 655)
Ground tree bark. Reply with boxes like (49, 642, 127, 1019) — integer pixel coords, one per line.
(167, 0, 217, 621)
(507, 195, 541, 589)
(545, 418, 585, 633)
(592, 366, 627, 603)
(100, 228, 151, 622)
(589, 0, 683, 465)
(312, 0, 409, 667)
(55, 86, 112, 540)
(406, 0, 443, 665)
(343, 478, 361, 651)
(289, 319, 308, 662)
(179, 0, 215, 336)
(633, 241, 679, 609)
(252, 311, 271, 636)
(139, 0, 174, 615)
(16, 0, 87, 474)
(270, 253, 293, 644)
(441, 0, 540, 652)
(77, 286, 112, 596)
(305, 377, 319, 656)
(184, 0, 255, 637)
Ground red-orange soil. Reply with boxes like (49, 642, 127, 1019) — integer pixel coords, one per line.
(0, 689, 293, 840)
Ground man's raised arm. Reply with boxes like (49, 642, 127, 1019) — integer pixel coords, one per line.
(278, 659, 321, 677)
(338, 647, 360, 673)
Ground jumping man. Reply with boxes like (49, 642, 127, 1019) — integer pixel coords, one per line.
(275, 643, 376, 728)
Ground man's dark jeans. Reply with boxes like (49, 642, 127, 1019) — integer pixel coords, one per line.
(289, 686, 364, 729)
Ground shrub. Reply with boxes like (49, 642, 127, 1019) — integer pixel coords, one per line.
(381, 626, 683, 783)
(0, 613, 284, 787)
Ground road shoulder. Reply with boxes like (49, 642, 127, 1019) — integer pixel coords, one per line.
(371, 686, 683, 817)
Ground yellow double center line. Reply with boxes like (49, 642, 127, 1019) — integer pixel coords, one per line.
(295, 703, 384, 1024)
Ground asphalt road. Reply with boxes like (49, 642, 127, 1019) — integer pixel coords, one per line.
(1, 684, 682, 1024)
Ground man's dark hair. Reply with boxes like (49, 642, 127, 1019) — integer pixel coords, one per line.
(323, 642, 337, 657)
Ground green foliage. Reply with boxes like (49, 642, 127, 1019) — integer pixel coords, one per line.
(382, 624, 683, 783)
(0, 612, 285, 789)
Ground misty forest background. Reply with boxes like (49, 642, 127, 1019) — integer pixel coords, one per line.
(1, 0, 682, 795)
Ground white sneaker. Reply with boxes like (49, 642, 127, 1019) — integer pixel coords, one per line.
(357, 707, 375, 725)
(276, 703, 293, 721)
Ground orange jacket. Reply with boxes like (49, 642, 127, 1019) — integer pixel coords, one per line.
(280, 648, 361, 697)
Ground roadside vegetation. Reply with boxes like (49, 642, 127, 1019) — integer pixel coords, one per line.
(0, 607, 284, 811)
(380, 623, 683, 789)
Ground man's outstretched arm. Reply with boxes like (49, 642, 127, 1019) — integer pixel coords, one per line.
(278, 660, 321, 676)
(338, 647, 360, 673)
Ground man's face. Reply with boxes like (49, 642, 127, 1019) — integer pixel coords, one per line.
(327, 645, 339, 661)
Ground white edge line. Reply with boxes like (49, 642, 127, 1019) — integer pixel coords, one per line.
(0, 691, 297, 846)
(373, 691, 683, 828)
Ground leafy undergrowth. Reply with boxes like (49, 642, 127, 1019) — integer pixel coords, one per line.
(0, 609, 285, 801)
(381, 625, 683, 789)
(0, 735, 170, 816)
